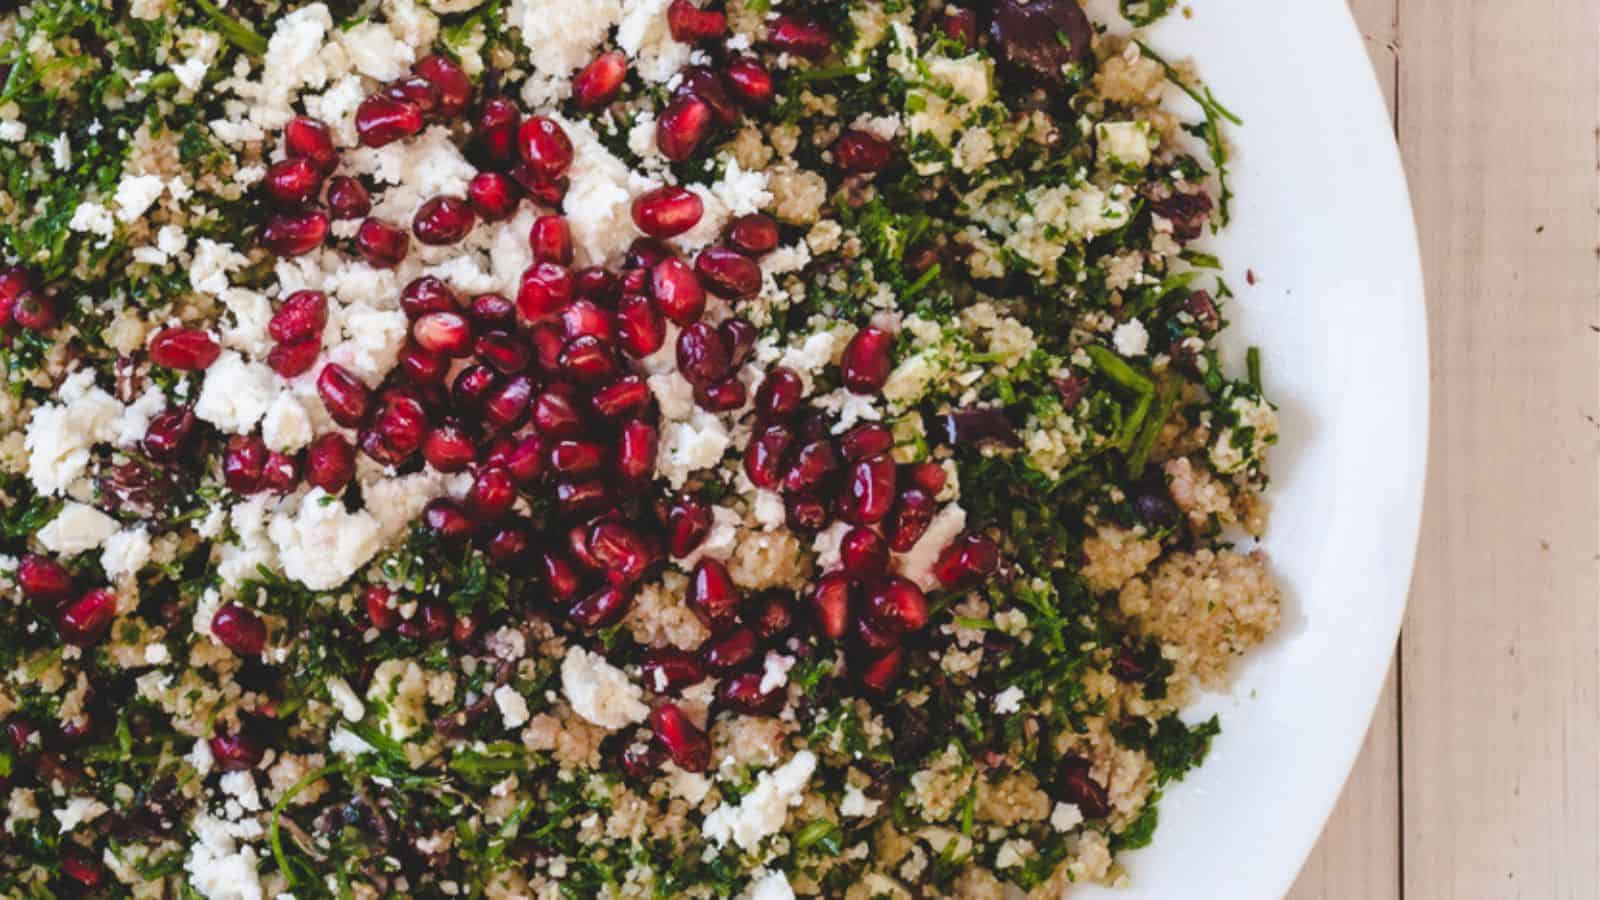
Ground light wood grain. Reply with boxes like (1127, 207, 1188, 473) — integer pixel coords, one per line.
(1398, 1, 1600, 899)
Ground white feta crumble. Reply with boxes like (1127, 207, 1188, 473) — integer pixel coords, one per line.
(702, 750, 817, 851)
(194, 351, 276, 434)
(36, 502, 118, 555)
(758, 652, 794, 694)
(493, 684, 531, 730)
(68, 201, 115, 239)
(267, 488, 383, 591)
(184, 812, 265, 900)
(740, 870, 796, 900)
(113, 174, 165, 222)
(326, 676, 366, 722)
(992, 686, 1025, 715)
(1112, 319, 1151, 357)
(54, 797, 109, 833)
(328, 727, 375, 757)
(1051, 801, 1085, 832)
(101, 527, 153, 580)
(839, 784, 882, 818)
(560, 646, 650, 730)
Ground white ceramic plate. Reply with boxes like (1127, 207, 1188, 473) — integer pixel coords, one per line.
(1074, 1, 1427, 897)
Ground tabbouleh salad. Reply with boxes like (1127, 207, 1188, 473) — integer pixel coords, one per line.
(0, 0, 1282, 897)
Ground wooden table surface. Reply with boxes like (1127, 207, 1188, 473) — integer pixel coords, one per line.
(1284, 2, 1600, 898)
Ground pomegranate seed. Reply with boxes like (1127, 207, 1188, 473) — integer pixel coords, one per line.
(888, 488, 937, 552)
(939, 406, 1023, 451)
(402, 276, 459, 318)
(476, 97, 521, 162)
(539, 549, 584, 603)
(418, 421, 474, 473)
(724, 56, 774, 107)
(470, 292, 517, 326)
(508, 163, 568, 205)
(687, 558, 740, 632)
(356, 94, 423, 147)
(284, 116, 338, 173)
(11, 291, 55, 333)
(650, 259, 705, 327)
(695, 376, 746, 413)
(933, 532, 1001, 586)
(574, 267, 620, 302)
(1058, 757, 1112, 819)
(570, 585, 630, 629)
(149, 327, 220, 370)
(486, 523, 532, 565)
(675, 66, 740, 128)
(666, 495, 712, 558)
(720, 318, 758, 368)
(527, 323, 565, 373)
(754, 367, 804, 421)
(694, 246, 762, 300)
(718, 671, 783, 716)
(859, 647, 904, 694)
(799, 411, 836, 444)
(468, 172, 520, 221)
(842, 326, 894, 394)
(522, 217, 572, 268)
(316, 364, 371, 427)
(561, 299, 615, 344)
(263, 337, 315, 377)
(18, 555, 71, 602)
(942, 7, 979, 47)
(385, 76, 441, 116)
(413, 311, 473, 358)
(839, 423, 893, 461)
(140, 407, 195, 462)
(373, 392, 428, 456)
(262, 208, 329, 256)
(413, 195, 476, 245)
(211, 603, 268, 656)
(517, 261, 574, 323)
(839, 454, 898, 526)
(650, 703, 711, 772)
(468, 467, 517, 520)
(867, 576, 929, 633)
(833, 129, 895, 174)
(423, 498, 473, 539)
(358, 427, 407, 466)
(261, 451, 299, 492)
(447, 365, 494, 411)
(263, 157, 323, 207)
(768, 15, 833, 59)
(701, 626, 758, 674)
(675, 321, 730, 386)
(325, 176, 371, 219)
(414, 55, 471, 117)
(626, 237, 676, 270)
(269, 290, 328, 343)
(656, 95, 712, 161)
(399, 601, 454, 642)
(531, 388, 586, 439)
(727, 213, 780, 255)
(617, 419, 658, 481)
(303, 433, 356, 492)
(746, 589, 796, 642)
(632, 186, 704, 239)
(591, 376, 652, 419)
(483, 373, 535, 431)
(58, 589, 117, 647)
(642, 647, 706, 694)
(840, 527, 889, 578)
(589, 520, 658, 586)
(518, 116, 574, 178)
(504, 435, 549, 484)
(558, 335, 617, 383)
(619, 739, 665, 778)
(223, 434, 268, 494)
(61, 848, 105, 888)
(668, 0, 725, 42)
(388, 343, 441, 386)
(782, 439, 838, 495)
(613, 294, 665, 358)
(472, 329, 528, 373)
(908, 461, 948, 495)
(744, 424, 795, 490)
(559, 479, 612, 518)
(550, 439, 606, 477)
(363, 586, 400, 631)
(354, 217, 408, 267)
(573, 51, 628, 109)
(809, 572, 854, 639)
(209, 732, 264, 771)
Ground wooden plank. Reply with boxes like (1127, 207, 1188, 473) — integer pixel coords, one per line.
(1286, 4, 1404, 898)
(1398, 0, 1600, 897)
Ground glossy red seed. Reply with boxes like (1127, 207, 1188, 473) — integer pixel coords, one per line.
(744, 424, 795, 490)
(304, 433, 356, 492)
(355, 217, 408, 267)
(413, 311, 473, 357)
(484, 373, 536, 431)
(687, 558, 741, 632)
(840, 527, 889, 578)
(400, 601, 454, 642)
(392, 342, 443, 384)
(746, 589, 796, 642)
(364, 585, 400, 631)
(374, 393, 428, 456)
(721, 319, 759, 368)
(768, 14, 833, 59)
(842, 325, 894, 394)
(517, 261, 574, 323)
(326, 176, 371, 219)
(468, 172, 520, 222)
(867, 576, 929, 633)
(727, 213, 779, 255)
(833, 129, 895, 174)
(932, 532, 1001, 586)
(942, 6, 979, 48)
(908, 461, 948, 496)
(614, 294, 665, 358)
(855, 613, 898, 651)
(589, 520, 658, 586)
(573, 50, 628, 109)
(223, 434, 268, 494)
(632, 186, 704, 238)
(61, 848, 105, 888)
(694, 376, 746, 412)
(717, 671, 784, 716)
(569, 584, 630, 629)
(475, 329, 531, 373)
(209, 732, 263, 772)
(142, 408, 195, 462)
(468, 467, 517, 520)
(549, 439, 606, 477)
(418, 421, 474, 473)
(149, 327, 220, 370)
(656, 95, 713, 162)
(356, 94, 423, 147)
(17, 555, 71, 602)
(617, 419, 658, 482)
(10, 291, 55, 332)
(676, 321, 730, 386)
(888, 488, 937, 553)
(650, 703, 711, 772)
(694, 246, 762, 300)
(211, 603, 268, 656)
(573, 266, 620, 302)
(261, 451, 299, 493)
(413, 195, 476, 245)
(723, 56, 774, 107)
(401, 276, 459, 319)
(262, 336, 313, 377)
(424, 497, 474, 539)
(269, 290, 328, 343)
(809, 572, 854, 639)
(674, 66, 740, 128)
(453, 364, 499, 412)
(840, 423, 894, 461)
(528, 214, 574, 264)
(414, 54, 471, 118)
(504, 435, 548, 484)
(559, 335, 617, 383)
(754, 367, 804, 421)
(476, 97, 521, 162)
(561, 299, 615, 344)
(486, 523, 532, 565)
(591, 376, 651, 419)
(858, 646, 904, 694)
(519, 116, 574, 178)
(651, 259, 706, 326)
(467, 293, 515, 327)
(531, 388, 585, 439)
(642, 647, 706, 694)
(261, 208, 329, 257)
(58, 589, 117, 647)
(701, 626, 758, 674)
(667, 495, 712, 558)
(385, 76, 441, 117)
(840, 454, 897, 525)
(317, 363, 372, 427)
(536, 549, 582, 603)
(263, 157, 323, 207)
(782, 439, 838, 495)
(1058, 756, 1112, 819)
(508, 163, 568, 206)
(285, 116, 338, 173)
(668, 0, 726, 42)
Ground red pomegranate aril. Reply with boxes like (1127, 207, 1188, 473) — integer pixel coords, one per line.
(399, 601, 454, 642)
(573, 50, 628, 109)
(517, 261, 574, 323)
(472, 329, 529, 373)
(142, 408, 195, 462)
(519, 116, 574, 178)
(625, 237, 675, 270)
(18, 554, 71, 602)
(841, 526, 890, 579)
(364, 586, 400, 631)
(649, 261, 704, 328)
(61, 848, 105, 889)
(768, 15, 834, 59)
(284, 116, 338, 173)
(727, 213, 780, 255)
(633, 186, 704, 239)
(650, 702, 712, 772)
(702, 626, 759, 675)
(385, 76, 441, 116)
(746, 589, 796, 642)
(908, 461, 948, 496)
(722, 317, 760, 362)
(561, 299, 615, 344)
(0, 266, 27, 314)
(263, 335, 315, 376)
(531, 388, 585, 439)
(617, 419, 658, 482)
(211, 603, 268, 656)
(262, 208, 329, 257)
(483, 373, 535, 431)
(223, 434, 268, 494)
(413, 311, 473, 358)
(942, 7, 979, 47)
(642, 647, 706, 694)
(402, 276, 459, 319)
(809, 572, 854, 639)
(656, 94, 713, 161)
(356, 94, 423, 147)
(675, 66, 740, 128)
(840, 454, 898, 525)
(859, 647, 905, 694)
(556, 479, 611, 517)
(676, 321, 730, 386)
(388, 344, 442, 387)
(209, 732, 263, 772)
(325, 175, 371, 219)
(687, 558, 741, 633)
(423, 498, 473, 539)
(261, 451, 299, 493)
(468, 172, 520, 222)
(374, 393, 428, 456)
(504, 435, 548, 484)
(840, 422, 895, 461)
(724, 56, 774, 107)
(867, 576, 929, 633)
(263, 157, 323, 207)
(149, 327, 220, 370)
(888, 488, 937, 552)
(550, 439, 606, 476)
(355, 217, 409, 268)
(418, 421, 475, 473)
(305, 433, 356, 492)
(476, 97, 521, 162)
(486, 523, 532, 565)
(745, 425, 796, 491)
(782, 439, 839, 495)
(754, 367, 804, 421)
(1058, 757, 1113, 819)
(933, 532, 1001, 586)
(357, 428, 405, 466)
(799, 410, 836, 444)
(508, 164, 567, 205)
(842, 325, 895, 394)
(530, 215, 573, 264)
(591, 376, 651, 419)
(588, 520, 657, 586)
(574, 267, 620, 302)
(833, 129, 895, 174)
(468, 467, 517, 521)
(570, 585, 631, 629)
(695, 246, 762, 300)
(855, 613, 898, 652)
(668, 0, 726, 42)
(467, 293, 514, 327)
(11, 291, 54, 332)
(317, 364, 371, 427)
(528, 323, 566, 373)
(613, 295, 665, 358)
(58, 589, 117, 647)
(414, 54, 471, 118)
(695, 376, 746, 413)
(571, 521, 607, 571)
(539, 549, 584, 603)
(718, 671, 784, 716)
(414, 195, 476, 246)
(558, 335, 617, 383)
(667, 495, 712, 558)
(269, 290, 328, 343)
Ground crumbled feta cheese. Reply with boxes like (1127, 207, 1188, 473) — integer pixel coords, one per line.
(68, 201, 115, 239)
(839, 784, 882, 818)
(189, 240, 249, 296)
(55, 797, 109, 833)
(1112, 319, 1150, 357)
(326, 677, 366, 722)
(1051, 801, 1084, 832)
(702, 750, 817, 851)
(36, 502, 118, 555)
(101, 527, 153, 580)
(25, 372, 123, 495)
(740, 870, 796, 900)
(194, 352, 276, 434)
(268, 488, 383, 591)
(759, 652, 794, 694)
(993, 686, 1025, 715)
(493, 684, 531, 729)
(184, 812, 265, 900)
(113, 174, 165, 223)
(261, 391, 313, 453)
(560, 646, 649, 730)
